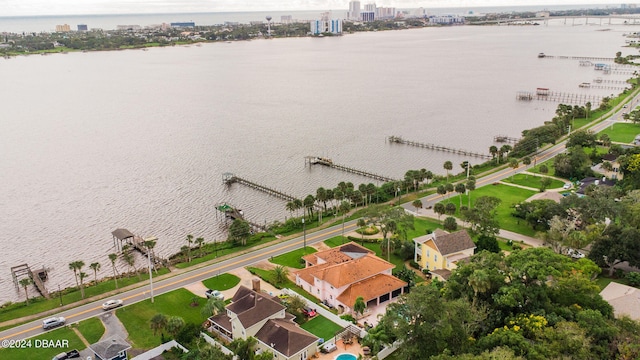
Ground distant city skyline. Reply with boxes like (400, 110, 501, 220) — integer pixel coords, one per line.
(0, 0, 627, 17)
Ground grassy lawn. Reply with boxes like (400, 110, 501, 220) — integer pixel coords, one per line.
(442, 184, 537, 236)
(174, 234, 278, 269)
(0, 268, 170, 325)
(201, 273, 241, 291)
(300, 315, 343, 341)
(0, 326, 84, 360)
(594, 275, 630, 290)
(116, 288, 205, 349)
(598, 122, 640, 143)
(528, 159, 557, 177)
(270, 248, 317, 269)
(502, 173, 564, 189)
(246, 267, 319, 304)
(77, 317, 105, 344)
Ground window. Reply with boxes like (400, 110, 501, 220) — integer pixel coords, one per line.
(330, 295, 333, 299)
(434, 254, 438, 262)
(427, 249, 430, 257)
(317, 289, 320, 294)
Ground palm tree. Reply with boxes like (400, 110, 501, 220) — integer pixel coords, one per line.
(489, 145, 498, 160)
(293, 198, 303, 219)
(144, 238, 158, 273)
(455, 183, 466, 209)
(363, 325, 389, 354)
(600, 133, 611, 147)
(500, 144, 512, 163)
(466, 179, 476, 209)
(339, 200, 351, 241)
(69, 260, 83, 288)
(185, 234, 193, 262)
(509, 158, 519, 180)
(285, 201, 296, 220)
(412, 199, 423, 214)
(180, 245, 190, 262)
(359, 184, 368, 205)
(201, 297, 226, 319)
(602, 161, 613, 172)
(303, 194, 315, 219)
(353, 296, 366, 317)
(150, 313, 168, 336)
(357, 218, 367, 244)
(468, 269, 491, 307)
(89, 262, 101, 284)
(79, 271, 88, 298)
(273, 265, 289, 286)
(445, 202, 456, 216)
(522, 157, 532, 178)
(443, 161, 453, 182)
(434, 203, 445, 220)
(121, 245, 138, 279)
(108, 253, 119, 289)
(166, 316, 185, 338)
(195, 237, 205, 257)
(445, 183, 454, 199)
(437, 185, 446, 201)
(19, 277, 33, 305)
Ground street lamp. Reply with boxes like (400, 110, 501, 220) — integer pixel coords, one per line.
(58, 284, 63, 306)
(302, 218, 306, 253)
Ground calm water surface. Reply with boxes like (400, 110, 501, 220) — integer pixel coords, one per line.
(0, 20, 633, 302)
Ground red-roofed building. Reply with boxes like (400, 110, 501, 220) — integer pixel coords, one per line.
(295, 242, 407, 314)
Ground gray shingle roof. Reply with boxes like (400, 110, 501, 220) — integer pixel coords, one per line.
(90, 336, 131, 360)
(255, 319, 318, 357)
(226, 286, 285, 329)
(431, 229, 476, 256)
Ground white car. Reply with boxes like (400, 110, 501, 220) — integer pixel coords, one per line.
(563, 183, 572, 190)
(42, 316, 66, 330)
(102, 299, 123, 311)
(567, 248, 585, 259)
(205, 289, 224, 301)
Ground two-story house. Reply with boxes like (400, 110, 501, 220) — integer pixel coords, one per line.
(414, 229, 476, 280)
(208, 286, 318, 360)
(89, 337, 131, 360)
(295, 242, 407, 315)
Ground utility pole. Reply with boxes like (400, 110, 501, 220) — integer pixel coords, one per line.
(302, 218, 306, 253)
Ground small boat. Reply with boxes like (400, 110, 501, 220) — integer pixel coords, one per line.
(538, 52, 546, 58)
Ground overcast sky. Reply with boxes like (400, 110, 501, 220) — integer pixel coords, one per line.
(0, 0, 625, 17)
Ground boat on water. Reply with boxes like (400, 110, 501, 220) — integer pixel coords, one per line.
(538, 52, 546, 58)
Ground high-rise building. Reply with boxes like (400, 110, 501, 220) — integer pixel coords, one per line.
(364, 3, 376, 12)
(55, 24, 71, 32)
(310, 19, 343, 35)
(361, 12, 375, 22)
(348, 1, 361, 21)
(376, 7, 396, 19)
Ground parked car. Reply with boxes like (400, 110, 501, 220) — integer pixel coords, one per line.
(52, 352, 69, 360)
(567, 248, 585, 259)
(302, 307, 317, 317)
(66, 349, 80, 358)
(563, 183, 572, 190)
(102, 299, 123, 311)
(42, 316, 66, 330)
(205, 289, 225, 301)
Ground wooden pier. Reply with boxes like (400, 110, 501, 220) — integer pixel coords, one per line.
(493, 135, 520, 144)
(540, 54, 614, 61)
(11, 264, 50, 299)
(387, 136, 492, 160)
(222, 172, 299, 202)
(215, 202, 266, 231)
(111, 229, 164, 263)
(304, 156, 397, 182)
(516, 90, 602, 106)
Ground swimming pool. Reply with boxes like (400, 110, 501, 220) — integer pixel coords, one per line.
(334, 353, 357, 360)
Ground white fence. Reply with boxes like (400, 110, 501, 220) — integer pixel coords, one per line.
(200, 332, 235, 356)
(377, 341, 401, 359)
(130, 340, 188, 360)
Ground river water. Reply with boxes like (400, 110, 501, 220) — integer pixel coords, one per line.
(0, 19, 634, 302)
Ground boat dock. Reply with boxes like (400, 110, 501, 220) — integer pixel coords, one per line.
(516, 90, 602, 106)
(304, 156, 397, 182)
(540, 54, 614, 61)
(215, 202, 267, 231)
(11, 264, 50, 299)
(111, 229, 164, 264)
(387, 136, 492, 160)
(493, 135, 520, 144)
(222, 172, 299, 202)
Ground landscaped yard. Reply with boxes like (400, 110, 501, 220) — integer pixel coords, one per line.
(502, 173, 564, 190)
(598, 122, 640, 143)
(116, 288, 205, 349)
(246, 267, 319, 304)
(441, 184, 537, 236)
(270, 248, 317, 269)
(324, 236, 406, 272)
(77, 317, 105, 344)
(300, 314, 343, 342)
(0, 326, 84, 360)
(201, 273, 241, 291)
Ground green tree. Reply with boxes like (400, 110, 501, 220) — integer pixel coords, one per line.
(339, 200, 351, 240)
(412, 199, 423, 214)
(539, 164, 549, 176)
(466, 179, 476, 209)
(185, 234, 194, 262)
(228, 219, 251, 246)
(444, 161, 453, 181)
(455, 183, 466, 209)
(195, 237, 205, 257)
(489, 145, 498, 160)
(353, 296, 366, 317)
(443, 216, 458, 231)
(437, 185, 447, 201)
(108, 253, 119, 289)
(540, 176, 552, 191)
(509, 158, 519, 180)
(89, 262, 101, 284)
(19, 277, 33, 305)
(464, 196, 501, 236)
(434, 202, 446, 219)
(149, 313, 168, 336)
(69, 260, 84, 288)
(476, 235, 500, 253)
(228, 336, 259, 360)
(273, 265, 289, 286)
(166, 316, 185, 339)
(445, 202, 456, 215)
(201, 297, 226, 319)
(79, 271, 88, 299)
(303, 194, 315, 219)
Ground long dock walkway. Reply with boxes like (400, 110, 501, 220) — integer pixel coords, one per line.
(222, 173, 298, 202)
(541, 54, 614, 61)
(516, 91, 602, 105)
(304, 156, 397, 182)
(387, 136, 492, 160)
(493, 135, 520, 144)
(10, 264, 50, 299)
(215, 202, 267, 231)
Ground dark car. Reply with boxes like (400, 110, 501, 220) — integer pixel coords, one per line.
(66, 349, 80, 358)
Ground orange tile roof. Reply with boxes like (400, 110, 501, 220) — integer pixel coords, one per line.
(303, 242, 373, 266)
(336, 274, 407, 307)
(295, 253, 394, 289)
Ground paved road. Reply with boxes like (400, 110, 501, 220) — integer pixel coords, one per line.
(2, 88, 637, 344)
(0, 219, 359, 343)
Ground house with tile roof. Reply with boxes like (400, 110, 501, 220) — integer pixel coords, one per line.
(413, 229, 476, 280)
(295, 242, 407, 315)
(207, 286, 318, 360)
